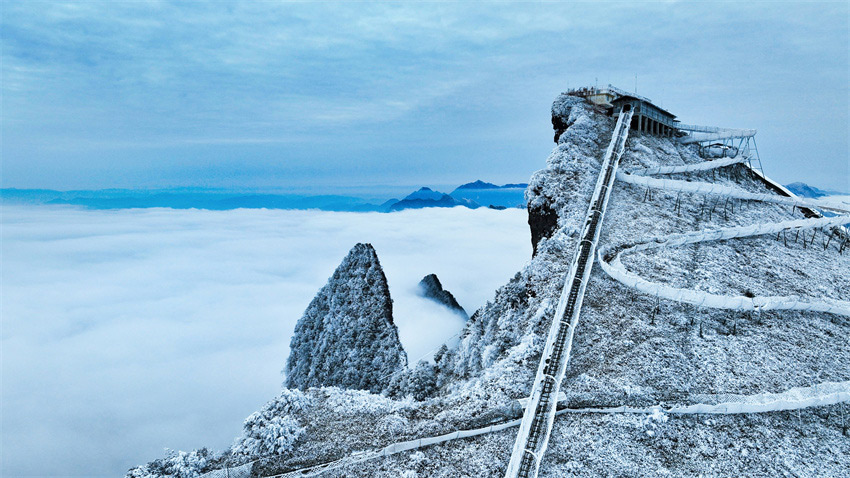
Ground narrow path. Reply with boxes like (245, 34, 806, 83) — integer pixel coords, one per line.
(260, 380, 850, 478)
(218, 127, 850, 478)
(599, 155, 850, 317)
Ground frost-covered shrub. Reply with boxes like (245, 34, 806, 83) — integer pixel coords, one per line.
(407, 361, 437, 401)
(642, 408, 669, 437)
(377, 413, 409, 436)
(230, 388, 310, 459)
(438, 272, 533, 384)
(125, 448, 215, 478)
(385, 367, 411, 398)
(322, 386, 408, 416)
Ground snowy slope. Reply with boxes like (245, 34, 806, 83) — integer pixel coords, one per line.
(299, 95, 850, 477)
(129, 94, 850, 478)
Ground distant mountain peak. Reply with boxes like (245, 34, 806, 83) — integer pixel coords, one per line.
(784, 182, 830, 199)
(456, 180, 500, 190)
(418, 274, 467, 318)
(401, 187, 446, 201)
(387, 187, 480, 211)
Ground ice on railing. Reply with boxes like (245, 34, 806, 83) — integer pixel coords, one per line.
(675, 123, 757, 136)
(600, 143, 850, 318)
(680, 132, 757, 145)
(505, 109, 633, 478)
(598, 215, 850, 317)
(518, 392, 566, 408)
(271, 419, 525, 478)
(198, 461, 254, 478)
(268, 378, 850, 478)
(617, 171, 850, 213)
(627, 155, 747, 176)
(557, 381, 850, 415)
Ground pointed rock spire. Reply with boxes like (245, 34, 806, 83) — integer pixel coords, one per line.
(285, 243, 407, 393)
(418, 273, 468, 319)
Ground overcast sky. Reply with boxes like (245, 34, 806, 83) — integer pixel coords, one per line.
(1, 1, 848, 192)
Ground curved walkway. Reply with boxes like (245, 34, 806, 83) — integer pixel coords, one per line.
(599, 154, 850, 317)
(264, 380, 850, 478)
(264, 141, 850, 478)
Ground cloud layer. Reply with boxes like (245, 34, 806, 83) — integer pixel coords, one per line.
(0, 205, 530, 477)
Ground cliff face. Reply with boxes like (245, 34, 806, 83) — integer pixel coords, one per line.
(437, 94, 613, 384)
(284, 243, 407, 393)
(527, 95, 611, 256)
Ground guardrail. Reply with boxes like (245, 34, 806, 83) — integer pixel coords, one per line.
(504, 109, 634, 478)
(260, 379, 849, 478)
(599, 153, 850, 317)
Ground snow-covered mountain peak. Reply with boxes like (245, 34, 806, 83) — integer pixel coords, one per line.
(284, 243, 407, 394)
(130, 92, 850, 478)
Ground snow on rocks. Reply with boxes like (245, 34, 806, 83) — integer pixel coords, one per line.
(285, 243, 407, 393)
(127, 92, 850, 478)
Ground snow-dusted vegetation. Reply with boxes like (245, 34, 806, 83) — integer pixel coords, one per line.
(230, 389, 311, 460)
(126, 449, 218, 478)
(285, 243, 407, 393)
(127, 94, 850, 478)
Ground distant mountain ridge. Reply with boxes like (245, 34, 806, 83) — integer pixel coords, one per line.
(387, 187, 480, 212)
(2, 180, 530, 212)
(454, 180, 529, 191)
(784, 182, 844, 199)
(449, 181, 527, 210)
(1, 188, 383, 211)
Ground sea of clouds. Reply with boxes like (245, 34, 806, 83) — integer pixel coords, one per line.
(1, 204, 530, 477)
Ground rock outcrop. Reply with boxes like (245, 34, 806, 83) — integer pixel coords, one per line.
(284, 243, 407, 393)
(417, 274, 467, 318)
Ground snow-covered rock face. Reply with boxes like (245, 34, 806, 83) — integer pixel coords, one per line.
(527, 94, 611, 255)
(434, 94, 614, 386)
(438, 91, 850, 408)
(285, 243, 407, 393)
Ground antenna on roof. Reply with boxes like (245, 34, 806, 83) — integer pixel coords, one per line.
(634, 74, 638, 94)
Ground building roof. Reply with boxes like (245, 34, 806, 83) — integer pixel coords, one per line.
(612, 95, 677, 119)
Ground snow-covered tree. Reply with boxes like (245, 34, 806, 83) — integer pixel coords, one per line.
(385, 368, 412, 398)
(231, 388, 309, 460)
(125, 448, 215, 478)
(407, 360, 437, 401)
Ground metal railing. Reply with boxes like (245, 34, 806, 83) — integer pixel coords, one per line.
(504, 109, 634, 478)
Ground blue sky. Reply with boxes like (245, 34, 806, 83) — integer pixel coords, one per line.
(2, 1, 848, 192)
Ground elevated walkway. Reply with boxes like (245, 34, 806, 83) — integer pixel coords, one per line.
(504, 109, 634, 478)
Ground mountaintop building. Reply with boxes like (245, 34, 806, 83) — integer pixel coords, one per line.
(568, 84, 678, 137)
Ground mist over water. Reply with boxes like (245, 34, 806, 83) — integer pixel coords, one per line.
(0, 204, 530, 477)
